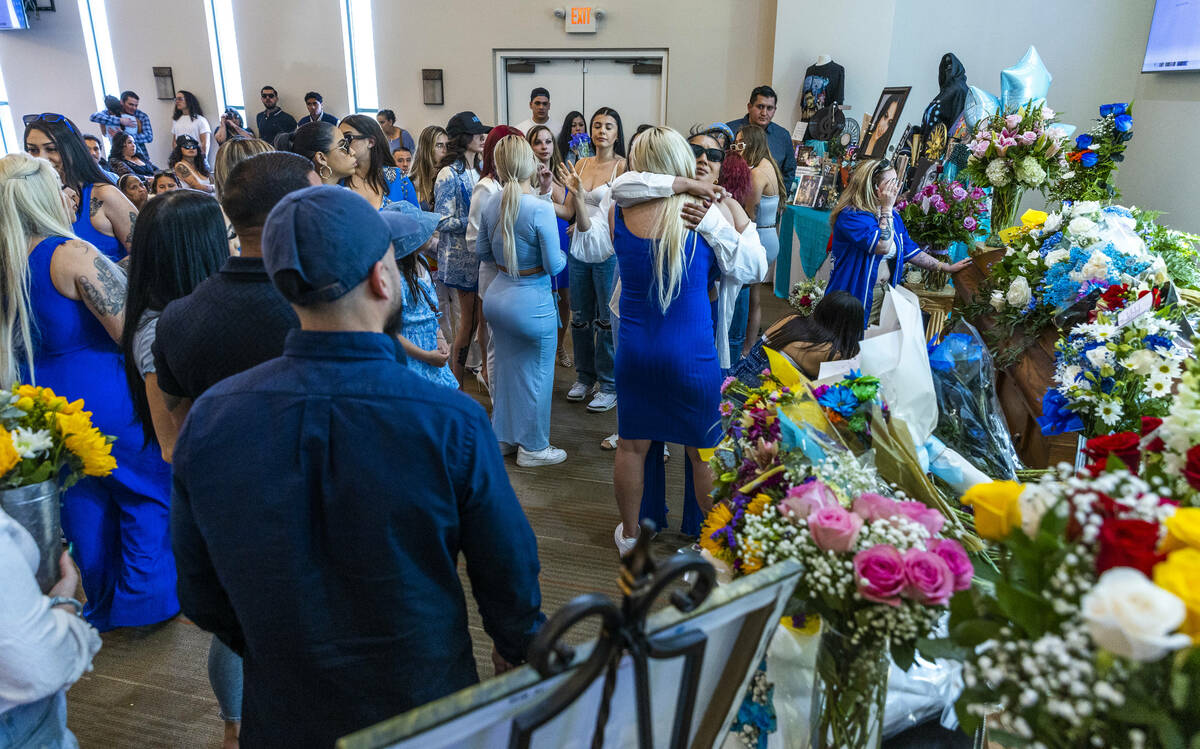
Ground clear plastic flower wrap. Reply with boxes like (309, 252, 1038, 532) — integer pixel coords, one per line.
(927, 320, 1022, 480)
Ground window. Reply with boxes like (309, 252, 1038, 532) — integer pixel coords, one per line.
(340, 0, 378, 113)
(77, 0, 119, 110)
(0, 68, 17, 155)
(202, 0, 246, 122)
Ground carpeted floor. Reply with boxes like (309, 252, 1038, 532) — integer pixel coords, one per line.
(64, 285, 791, 748)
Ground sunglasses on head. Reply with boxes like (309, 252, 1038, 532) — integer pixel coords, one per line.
(23, 113, 80, 135)
(727, 141, 746, 153)
(690, 143, 725, 163)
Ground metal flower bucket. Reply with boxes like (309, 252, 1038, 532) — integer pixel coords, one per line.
(1, 479, 61, 592)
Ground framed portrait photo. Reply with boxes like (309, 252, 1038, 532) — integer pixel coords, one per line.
(792, 172, 824, 208)
(861, 86, 911, 160)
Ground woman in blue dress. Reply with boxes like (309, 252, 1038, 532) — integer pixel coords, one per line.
(828, 158, 969, 326)
(337, 114, 419, 209)
(609, 127, 723, 555)
(382, 202, 459, 389)
(476, 135, 567, 467)
(0, 152, 177, 631)
(23, 115, 137, 263)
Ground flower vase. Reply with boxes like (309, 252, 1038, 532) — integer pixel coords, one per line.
(0, 479, 62, 592)
(808, 627, 889, 749)
(984, 185, 1025, 247)
(921, 244, 950, 291)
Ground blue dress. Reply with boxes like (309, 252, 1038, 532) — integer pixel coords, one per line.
(26, 237, 176, 631)
(399, 264, 458, 389)
(552, 214, 570, 291)
(476, 192, 566, 450)
(828, 207, 921, 327)
(72, 182, 125, 262)
(613, 207, 721, 447)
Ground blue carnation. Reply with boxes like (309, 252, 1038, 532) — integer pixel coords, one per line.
(1114, 114, 1133, 132)
(1039, 231, 1063, 254)
(1080, 151, 1099, 168)
(1144, 334, 1172, 351)
(1075, 133, 1094, 149)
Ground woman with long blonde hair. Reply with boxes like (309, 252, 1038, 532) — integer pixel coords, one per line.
(607, 126, 723, 554)
(828, 158, 969, 325)
(475, 135, 567, 466)
(0, 152, 177, 630)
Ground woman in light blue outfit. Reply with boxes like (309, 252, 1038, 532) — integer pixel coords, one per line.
(383, 202, 459, 389)
(733, 124, 784, 363)
(476, 135, 567, 467)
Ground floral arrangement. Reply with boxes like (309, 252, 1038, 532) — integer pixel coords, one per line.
(962, 104, 1069, 245)
(567, 132, 593, 159)
(896, 181, 988, 289)
(1, 384, 116, 488)
(1042, 301, 1183, 437)
(1051, 102, 1135, 204)
(1135, 208, 1200, 290)
(812, 371, 885, 451)
(933, 470, 1200, 748)
(787, 279, 825, 317)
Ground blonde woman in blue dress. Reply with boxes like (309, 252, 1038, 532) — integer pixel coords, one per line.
(476, 135, 568, 467)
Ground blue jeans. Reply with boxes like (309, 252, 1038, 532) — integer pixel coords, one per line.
(208, 635, 243, 722)
(727, 285, 750, 368)
(0, 692, 77, 748)
(568, 255, 616, 393)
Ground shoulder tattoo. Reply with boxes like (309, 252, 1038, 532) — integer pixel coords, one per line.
(125, 211, 137, 247)
(89, 192, 103, 217)
(78, 255, 126, 316)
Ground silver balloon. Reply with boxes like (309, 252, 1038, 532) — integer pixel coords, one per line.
(1000, 46, 1053, 111)
(963, 85, 999, 129)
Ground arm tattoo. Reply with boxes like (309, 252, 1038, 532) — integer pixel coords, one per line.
(78, 255, 126, 316)
(89, 193, 103, 217)
(877, 213, 893, 243)
(125, 211, 137, 247)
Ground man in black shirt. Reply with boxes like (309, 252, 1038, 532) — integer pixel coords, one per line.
(152, 151, 319, 453)
(255, 85, 298, 145)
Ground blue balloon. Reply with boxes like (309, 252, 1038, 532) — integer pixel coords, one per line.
(1000, 46, 1053, 111)
(963, 85, 999, 129)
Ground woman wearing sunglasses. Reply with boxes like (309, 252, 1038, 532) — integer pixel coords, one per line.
(828, 158, 970, 326)
(168, 135, 214, 194)
(337, 114, 419, 209)
(282, 121, 357, 186)
(23, 114, 138, 262)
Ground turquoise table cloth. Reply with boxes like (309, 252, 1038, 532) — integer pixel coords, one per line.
(775, 204, 832, 299)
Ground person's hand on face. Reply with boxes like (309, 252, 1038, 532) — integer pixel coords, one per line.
(874, 170, 900, 210)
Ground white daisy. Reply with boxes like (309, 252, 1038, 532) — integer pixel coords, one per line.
(1098, 400, 1123, 427)
(10, 427, 53, 459)
(1145, 377, 1172, 398)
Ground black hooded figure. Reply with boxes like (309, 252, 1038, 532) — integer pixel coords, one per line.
(920, 53, 968, 140)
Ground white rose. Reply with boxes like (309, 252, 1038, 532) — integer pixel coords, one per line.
(1006, 276, 1032, 307)
(1068, 216, 1098, 239)
(1045, 248, 1070, 266)
(990, 290, 1007, 311)
(1072, 253, 1110, 283)
(1043, 213, 1062, 232)
(1086, 346, 1112, 369)
(1027, 250, 1041, 262)
(1081, 568, 1192, 662)
(1123, 349, 1158, 376)
(1075, 201, 1102, 216)
(1059, 364, 1083, 386)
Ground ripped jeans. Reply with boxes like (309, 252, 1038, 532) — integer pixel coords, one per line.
(568, 255, 617, 393)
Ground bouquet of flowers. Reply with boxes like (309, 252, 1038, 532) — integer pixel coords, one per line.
(896, 181, 988, 290)
(1042, 301, 1184, 438)
(934, 470, 1200, 748)
(1051, 102, 1135, 204)
(812, 371, 885, 452)
(567, 132, 593, 160)
(1, 384, 116, 488)
(787, 279, 825, 316)
(1136, 208, 1200, 291)
(963, 104, 1069, 246)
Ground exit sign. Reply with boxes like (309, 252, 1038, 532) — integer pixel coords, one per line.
(566, 6, 595, 33)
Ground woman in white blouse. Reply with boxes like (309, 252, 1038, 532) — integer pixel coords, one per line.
(171, 91, 212, 158)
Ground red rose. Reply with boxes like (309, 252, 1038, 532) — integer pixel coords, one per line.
(1096, 517, 1166, 576)
(1141, 416, 1164, 453)
(1084, 431, 1141, 472)
(1100, 284, 1130, 311)
(1185, 445, 1200, 492)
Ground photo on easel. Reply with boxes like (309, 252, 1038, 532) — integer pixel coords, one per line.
(792, 172, 824, 208)
(861, 86, 911, 160)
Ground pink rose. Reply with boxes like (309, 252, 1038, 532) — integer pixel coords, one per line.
(852, 492, 900, 522)
(1019, 131, 1038, 146)
(921, 183, 938, 198)
(809, 505, 864, 552)
(932, 196, 949, 214)
(903, 549, 955, 605)
(854, 545, 906, 606)
(950, 184, 968, 201)
(969, 186, 985, 200)
(963, 216, 978, 232)
(1004, 113, 1022, 129)
(928, 538, 973, 591)
(781, 480, 836, 520)
(895, 501, 946, 534)
(970, 141, 990, 158)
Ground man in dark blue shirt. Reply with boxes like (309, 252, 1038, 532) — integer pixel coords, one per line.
(727, 84, 798, 194)
(171, 186, 545, 748)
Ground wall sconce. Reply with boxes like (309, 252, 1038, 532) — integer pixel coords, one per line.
(153, 67, 175, 100)
(422, 69, 444, 106)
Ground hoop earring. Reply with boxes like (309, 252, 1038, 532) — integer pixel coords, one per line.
(318, 164, 333, 180)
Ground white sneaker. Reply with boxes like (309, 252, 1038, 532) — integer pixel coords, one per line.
(566, 381, 589, 402)
(587, 391, 617, 412)
(517, 445, 567, 467)
(614, 523, 638, 557)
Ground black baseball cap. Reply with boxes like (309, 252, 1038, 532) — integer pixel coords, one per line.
(446, 111, 490, 137)
(530, 87, 549, 101)
(175, 135, 200, 149)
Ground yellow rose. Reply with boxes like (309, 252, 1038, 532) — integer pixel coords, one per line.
(1161, 508, 1200, 554)
(0, 428, 19, 476)
(15, 396, 34, 411)
(1154, 548, 1200, 641)
(15, 384, 40, 399)
(961, 480, 1024, 541)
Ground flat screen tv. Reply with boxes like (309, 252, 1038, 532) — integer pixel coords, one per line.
(1143, 0, 1200, 72)
(0, 0, 29, 30)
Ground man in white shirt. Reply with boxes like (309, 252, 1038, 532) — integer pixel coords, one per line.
(513, 87, 561, 137)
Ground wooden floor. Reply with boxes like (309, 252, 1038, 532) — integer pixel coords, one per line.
(64, 286, 790, 748)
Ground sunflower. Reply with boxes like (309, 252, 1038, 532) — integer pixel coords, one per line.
(746, 492, 773, 516)
(0, 428, 19, 476)
(699, 503, 734, 558)
(55, 411, 116, 477)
